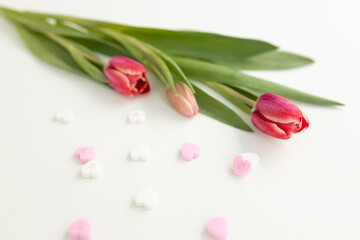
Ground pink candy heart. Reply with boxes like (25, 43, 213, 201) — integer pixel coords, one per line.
(76, 147, 96, 164)
(233, 155, 252, 177)
(180, 143, 200, 161)
(68, 218, 93, 240)
(206, 217, 229, 240)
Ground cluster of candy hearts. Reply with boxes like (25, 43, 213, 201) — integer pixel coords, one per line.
(69, 111, 258, 240)
(181, 143, 259, 177)
(76, 146, 103, 179)
(73, 109, 149, 180)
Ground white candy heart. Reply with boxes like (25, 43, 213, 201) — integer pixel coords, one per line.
(134, 188, 157, 210)
(55, 109, 75, 124)
(81, 161, 103, 179)
(240, 152, 260, 167)
(130, 144, 151, 161)
(128, 110, 147, 124)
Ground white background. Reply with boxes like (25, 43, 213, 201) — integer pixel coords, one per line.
(0, 0, 359, 239)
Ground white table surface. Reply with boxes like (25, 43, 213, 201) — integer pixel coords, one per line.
(0, 0, 359, 239)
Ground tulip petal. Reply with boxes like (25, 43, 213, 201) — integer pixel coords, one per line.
(254, 93, 303, 124)
(135, 78, 150, 94)
(295, 114, 309, 133)
(124, 73, 150, 94)
(104, 67, 133, 96)
(126, 74, 143, 84)
(166, 82, 198, 117)
(251, 111, 290, 139)
(175, 82, 199, 113)
(109, 56, 147, 75)
(142, 84, 150, 94)
(167, 92, 195, 117)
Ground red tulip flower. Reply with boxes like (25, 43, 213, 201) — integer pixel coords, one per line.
(251, 93, 309, 139)
(104, 56, 150, 96)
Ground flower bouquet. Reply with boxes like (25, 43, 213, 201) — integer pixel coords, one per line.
(0, 7, 342, 139)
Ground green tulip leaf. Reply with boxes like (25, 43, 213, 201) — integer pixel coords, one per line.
(113, 26, 277, 65)
(193, 85, 253, 132)
(9, 9, 278, 62)
(231, 51, 314, 70)
(45, 34, 108, 83)
(18, 26, 107, 84)
(176, 57, 343, 106)
(66, 37, 130, 57)
(17, 26, 83, 73)
(2, 8, 90, 38)
(1, 8, 130, 58)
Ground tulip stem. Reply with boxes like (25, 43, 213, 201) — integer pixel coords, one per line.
(206, 82, 256, 107)
(47, 33, 106, 67)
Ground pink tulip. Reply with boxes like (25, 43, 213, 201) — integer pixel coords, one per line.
(251, 93, 309, 139)
(104, 56, 150, 96)
(166, 82, 199, 117)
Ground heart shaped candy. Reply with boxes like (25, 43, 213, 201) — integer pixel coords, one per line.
(128, 110, 147, 124)
(76, 146, 96, 164)
(134, 188, 158, 210)
(233, 155, 252, 177)
(81, 161, 103, 179)
(180, 143, 200, 161)
(130, 144, 151, 161)
(55, 109, 75, 124)
(68, 218, 93, 240)
(206, 217, 229, 240)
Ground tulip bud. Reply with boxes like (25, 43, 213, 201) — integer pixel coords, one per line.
(104, 56, 150, 96)
(251, 93, 309, 139)
(166, 82, 199, 117)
